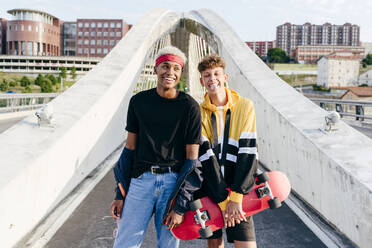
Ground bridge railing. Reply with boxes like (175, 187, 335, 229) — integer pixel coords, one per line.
(0, 93, 59, 113)
(310, 98, 372, 121)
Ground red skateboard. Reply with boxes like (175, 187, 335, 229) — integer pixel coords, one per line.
(171, 171, 291, 240)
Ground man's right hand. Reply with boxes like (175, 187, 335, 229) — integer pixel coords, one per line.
(110, 200, 124, 220)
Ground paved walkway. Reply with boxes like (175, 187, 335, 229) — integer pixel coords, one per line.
(46, 171, 326, 248)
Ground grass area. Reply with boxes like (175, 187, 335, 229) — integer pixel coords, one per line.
(273, 63, 317, 71)
(0, 72, 76, 93)
(360, 65, 372, 74)
(278, 74, 317, 86)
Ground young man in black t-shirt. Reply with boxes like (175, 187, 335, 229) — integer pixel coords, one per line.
(111, 46, 202, 248)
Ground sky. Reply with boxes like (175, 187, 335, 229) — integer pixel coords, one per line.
(1, 0, 372, 42)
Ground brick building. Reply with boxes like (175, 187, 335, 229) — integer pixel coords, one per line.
(0, 9, 131, 58)
(75, 19, 130, 57)
(293, 45, 364, 64)
(245, 41, 275, 57)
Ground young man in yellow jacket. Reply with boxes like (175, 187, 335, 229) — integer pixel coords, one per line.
(196, 55, 258, 248)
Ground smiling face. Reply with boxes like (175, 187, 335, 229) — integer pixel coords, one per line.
(155, 61, 182, 91)
(200, 66, 228, 95)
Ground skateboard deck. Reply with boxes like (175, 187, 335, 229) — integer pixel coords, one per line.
(171, 171, 291, 240)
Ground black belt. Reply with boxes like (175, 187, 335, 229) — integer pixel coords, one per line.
(148, 165, 173, 174)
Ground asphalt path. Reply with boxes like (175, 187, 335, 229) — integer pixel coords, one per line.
(46, 171, 326, 248)
(0, 117, 25, 133)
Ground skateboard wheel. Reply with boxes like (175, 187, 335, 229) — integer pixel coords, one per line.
(268, 197, 281, 209)
(199, 226, 213, 238)
(256, 172, 270, 185)
(189, 199, 202, 211)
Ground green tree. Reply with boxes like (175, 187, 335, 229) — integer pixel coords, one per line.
(20, 76, 31, 87)
(40, 78, 54, 93)
(9, 81, 18, 87)
(0, 80, 9, 92)
(47, 74, 58, 86)
(22, 86, 32, 93)
(59, 67, 67, 79)
(267, 48, 290, 63)
(70, 66, 77, 80)
(362, 54, 372, 65)
(35, 74, 44, 86)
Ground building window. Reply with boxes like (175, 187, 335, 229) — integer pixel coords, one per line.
(110, 32, 115, 37)
(97, 22, 102, 28)
(78, 48, 83, 54)
(36, 26, 39, 32)
(97, 32, 102, 37)
(91, 40, 95, 45)
(78, 31, 83, 36)
(84, 40, 89, 45)
(104, 32, 108, 37)
(84, 32, 89, 36)
(91, 22, 96, 28)
(116, 32, 121, 37)
(104, 48, 108, 54)
(97, 48, 102, 54)
(78, 39, 83, 45)
(116, 23, 121, 28)
(91, 48, 95, 54)
(104, 23, 108, 28)
(103, 40, 108, 45)
(28, 25, 32, 31)
(21, 25, 24, 31)
(110, 22, 115, 28)
(97, 40, 102, 45)
(84, 23, 89, 28)
(91, 31, 95, 36)
(84, 48, 89, 54)
(110, 40, 115, 45)
(78, 23, 83, 28)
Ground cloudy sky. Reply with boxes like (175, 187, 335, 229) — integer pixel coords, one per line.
(1, 0, 371, 42)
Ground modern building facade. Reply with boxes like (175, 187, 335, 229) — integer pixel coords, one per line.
(75, 19, 130, 57)
(277, 22, 360, 56)
(0, 18, 7, 54)
(0, 54, 101, 78)
(317, 52, 360, 88)
(62, 22, 77, 56)
(245, 41, 275, 57)
(293, 45, 365, 64)
(6, 9, 62, 56)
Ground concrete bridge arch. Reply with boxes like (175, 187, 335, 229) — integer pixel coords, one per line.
(0, 9, 371, 247)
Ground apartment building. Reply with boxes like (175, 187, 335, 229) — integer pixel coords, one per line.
(317, 51, 360, 88)
(245, 41, 275, 57)
(277, 22, 360, 56)
(0, 18, 7, 54)
(62, 22, 77, 56)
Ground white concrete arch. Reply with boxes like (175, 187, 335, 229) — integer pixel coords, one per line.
(0, 8, 371, 248)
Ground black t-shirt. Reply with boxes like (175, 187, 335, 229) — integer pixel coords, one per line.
(126, 88, 201, 177)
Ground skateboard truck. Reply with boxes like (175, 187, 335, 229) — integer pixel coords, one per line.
(189, 200, 213, 238)
(255, 172, 282, 209)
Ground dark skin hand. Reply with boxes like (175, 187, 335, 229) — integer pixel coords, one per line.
(164, 144, 199, 229)
(110, 200, 124, 220)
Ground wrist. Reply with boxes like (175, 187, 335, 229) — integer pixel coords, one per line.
(230, 191, 243, 203)
(218, 197, 230, 211)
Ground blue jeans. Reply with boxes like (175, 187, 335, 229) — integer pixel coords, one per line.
(113, 171, 180, 248)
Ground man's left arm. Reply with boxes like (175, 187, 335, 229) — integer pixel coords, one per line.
(165, 101, 202, 229)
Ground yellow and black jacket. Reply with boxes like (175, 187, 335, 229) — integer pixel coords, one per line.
(196, 88, 258, 210)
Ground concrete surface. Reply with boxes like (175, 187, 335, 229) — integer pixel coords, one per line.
(46, 171, 327, 248)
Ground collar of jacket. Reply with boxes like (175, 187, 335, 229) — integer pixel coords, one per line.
(200, 88, 240, 112)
